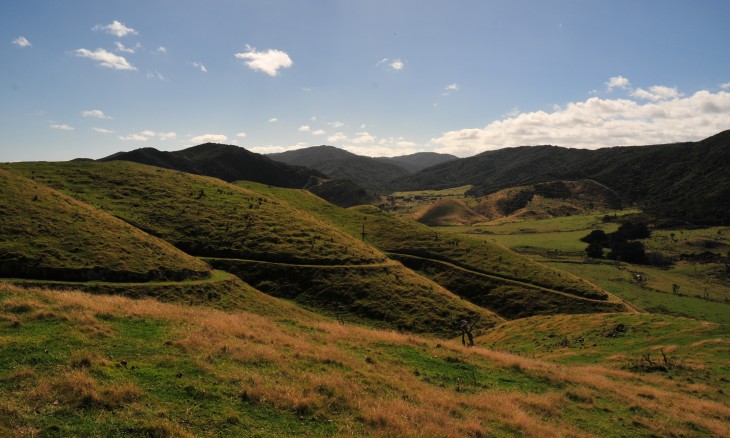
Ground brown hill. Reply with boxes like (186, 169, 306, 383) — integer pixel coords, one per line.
(413, 198, 487, 226)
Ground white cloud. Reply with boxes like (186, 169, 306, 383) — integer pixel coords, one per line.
(114, 41, 135, 54)
(342, 136, 420, 157)
(236, 132, 247, 138)
(12, 36, 31, 48)
(249, 143, 308, 154)
(721, 82, 730, 90)
(298, 125, 310, 132)
(119, 130, 175, 141)
(352, 132, 376, 144)
(82, 109, 111, 119)
(268, 118, 278, 123)
(146, 71, 164, 80)
(312, 129, 326, 136)
(328, 121, 344, 128)
(431, 85, 730, 157)
(377, 57, 405, 71)
(234, 44, 293, 76)
(445, 83, 460, 91)
(93, 20, 138, 37)
(93, 127, 114, 134)
(192, 62, 207, 73)
(631, 85, 682, 101)
(50, 123, 74, 131)
(157, 46, 167, 54)
(190, 133, 228, 144)
(606, 75, 630, 91)
(75, 48, 136, 71)
(327, 132, 347, 143)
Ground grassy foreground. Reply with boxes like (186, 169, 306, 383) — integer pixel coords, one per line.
(2, 283, 728, 437)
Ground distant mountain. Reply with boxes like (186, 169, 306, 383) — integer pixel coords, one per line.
(268, 145, 411, 191)
(375, 152, 457, 172)
(100, 143, 326, 188)
(392, 131, 730, 226)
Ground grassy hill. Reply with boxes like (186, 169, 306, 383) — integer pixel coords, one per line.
(239, 183, 629, 317)
(269, 145, 411, 191)
(413, 198, 487, 226)
(0, 168, 211, 283)
(4, 161, 497, 336)
(391, 130, 730, 226)
(100, 143, 326, 188)
(2, 283, 727, 437)
(474, 179, 622, 221)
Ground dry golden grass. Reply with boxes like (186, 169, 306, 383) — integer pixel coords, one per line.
(2, 282, 729, 437)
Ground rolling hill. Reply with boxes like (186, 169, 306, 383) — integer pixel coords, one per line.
(473, 179, 622, 221)
(413, 198, 487, 226)
(100, 143, 325, 188)
(0, 168, 211, 283)
(4, 161, 498, 335)
(239, 182, 630, 318)
(391, 130, 730, 225)
(268, 145, 411, 191)
(375, 151, 457, 172)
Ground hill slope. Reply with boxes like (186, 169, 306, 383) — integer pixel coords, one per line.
(375, 152, 457, 172)
(392, 131, 730, 225)
(0, 168, 211, 283)
(474, 179, 622, 221)
(269, 145, 411, 190)
(100, 143, 325, 188)
(5, 161, 498, 335)
(414, 198, 487, 226)
(3, 283, 725, 437)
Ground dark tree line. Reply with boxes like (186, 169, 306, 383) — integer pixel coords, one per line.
(581, 221, 651, 264)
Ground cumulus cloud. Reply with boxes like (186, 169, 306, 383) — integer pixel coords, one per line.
(93, 127, 114, 134)
(721, 82, 730, 90)
(12, 36, 31, 48)
(312, 129, 326, 136)
(327, 132, 347, 143)
(234, 44, 293, 76)
(192, 62, 207, 73)
(376, 57, 405, 71)
(236, 132, 247, 138)
(352, 132, 376, 144)
(631, 85, 682, 101)
(93, 20, 138, 37)
(606, 76, 630, 91)
(75, 48, 136, 71)
(431, 83, 730, 157)
(298, 125, 310, 132)
(119, 130, 176, 141)
(82, 109, 111, 119)
(342, 136, 420, 157)
(50, 123, 74, 131)
(190, 133, 228, 144)
(157, 46, 167, 54)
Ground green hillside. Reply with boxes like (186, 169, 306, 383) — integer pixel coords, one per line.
(2, 283, 727, 437)
(0, 168, 211, 283)
(239, 183, 630, 317)
(4, 162, 498, 336)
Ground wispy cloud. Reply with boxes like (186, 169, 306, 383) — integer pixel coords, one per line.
(93, 127, 114, 134)
(192, 62, 207, 73)
(119, 130, 176, 141)
(146, 71, 164, 80)
(236, 132, 247, 138)
(328, 121, 344, 128)
(268, 118, 278, 123)
(92, 20, 138, 38)
(82, 109, 111, 119)
(298, 125, 310, 132)
(12, 36, 32, 48)
(431, 78, 730, 156)
(114, 41, 136, 54)
(234, 44, 293, 76)
(156, 46, 167, 54)
(190, 133, 228, 144)
(75, 48, 136, 71)
(721, 82, 730, 90)
(50, 123, 74, 131)
(376, 57, 405, 71)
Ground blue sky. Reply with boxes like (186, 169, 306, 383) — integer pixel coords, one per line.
(2, 0, 729, 161)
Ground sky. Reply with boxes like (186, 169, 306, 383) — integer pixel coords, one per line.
(2, 0, 730, 162)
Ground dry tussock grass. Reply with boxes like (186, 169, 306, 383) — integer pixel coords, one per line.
(4, 283, 729, 437)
